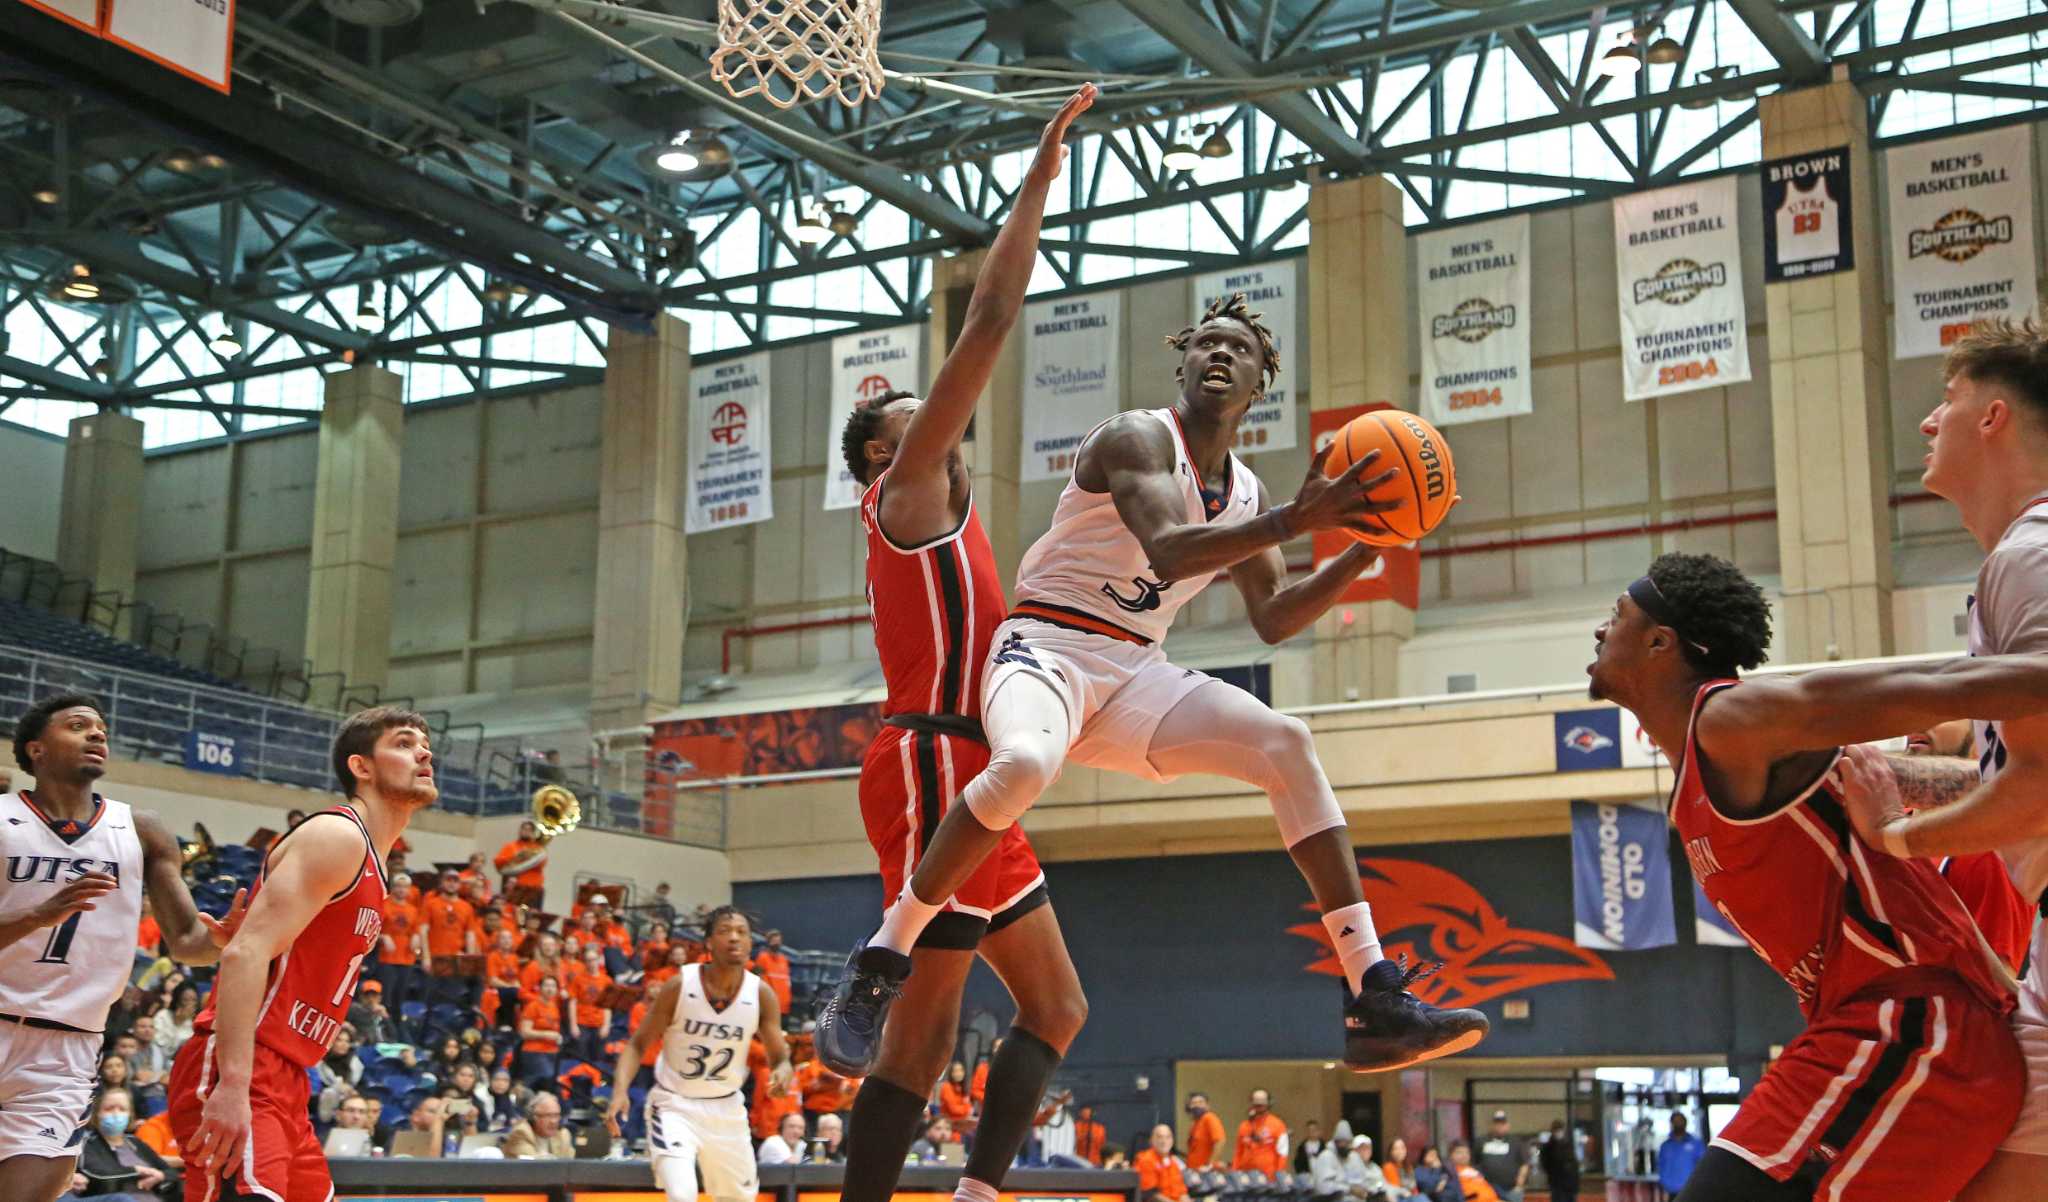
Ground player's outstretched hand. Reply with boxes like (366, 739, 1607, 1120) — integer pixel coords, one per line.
(603, 1093, 630, 1138)
(1834, 743, 1907, 852)
(1029, 83, 1098, 181)
(1288, 443, 1404, 538)
(31, 871, 117, 928)
(188, 1078, 251, 1179)
(200, 887, 249, 949)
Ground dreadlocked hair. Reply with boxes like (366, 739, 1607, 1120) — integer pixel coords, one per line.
(1646, 552, 1772, 676)
(1166, 291, 1281, 392)
(838, 389, 920, 488)
(703, 903, 752, 939)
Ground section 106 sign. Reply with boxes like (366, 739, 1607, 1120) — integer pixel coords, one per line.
(183, 731, 244, 776)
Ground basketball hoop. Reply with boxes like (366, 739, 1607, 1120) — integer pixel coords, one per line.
(710, 0, 886, 110)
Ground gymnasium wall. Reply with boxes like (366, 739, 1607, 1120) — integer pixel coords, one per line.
(0, 419, 67, 563)
(118, 117, 2048, 719)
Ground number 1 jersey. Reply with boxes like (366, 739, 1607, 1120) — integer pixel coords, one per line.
(654, 963, 760, 1098)
(0, 791, 142, 1032)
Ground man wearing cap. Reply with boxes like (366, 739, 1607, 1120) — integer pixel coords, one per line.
(1476, 1112, 1527, 1202)
(1310, 1128, 1389, 1200)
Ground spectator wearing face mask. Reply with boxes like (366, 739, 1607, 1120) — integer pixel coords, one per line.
(1185, 1093, 1226, 1170)
(72, 1087, 176, 1199)
(1233, 1089, 1288, 1176)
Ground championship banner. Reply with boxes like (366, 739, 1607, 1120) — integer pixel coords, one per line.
(825, 325, 922, 511)
(1570, 800, 1677, 951)
(1613, 176, 1752, 401)
(17, 0, 102, 34)
(1887, 125, 2037, 359)
(1694, 880, 1748, 947)
(1761, 146, 1853, 283)
(104, 0, 235, 93)
(1191, 261, 1297, 452)
(1021, 294, 1122, 482)
(685, 352, 772, 534)
(1417, 214, 1531, 426)
(1306, 404, 1419, 610)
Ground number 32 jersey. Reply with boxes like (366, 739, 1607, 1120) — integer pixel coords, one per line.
(654, 963, 760, 1098)
(194, 805, 386, 1067)
(0, 791, 143, 1032)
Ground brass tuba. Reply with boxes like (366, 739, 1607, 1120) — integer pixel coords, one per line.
(531, 784, 582, 841)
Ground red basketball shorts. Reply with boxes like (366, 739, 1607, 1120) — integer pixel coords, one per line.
(168, 1033, 331, 1202)
(1711, 987, 2023, 1202)
(860, 725, 1047, 950)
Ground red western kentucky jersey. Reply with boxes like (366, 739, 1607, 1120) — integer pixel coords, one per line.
(861, 471, 1006, 717)
(1673, 681, 2013, 1020)
(196, 806, 386, 1067)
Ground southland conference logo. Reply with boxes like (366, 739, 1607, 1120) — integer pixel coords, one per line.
(1908, 207, 2014, 263)
(1632, 257, 1727, 306)
(1431, 297, 1516, 344)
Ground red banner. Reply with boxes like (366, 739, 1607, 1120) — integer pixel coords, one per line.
(1306, 403, 1421, 610)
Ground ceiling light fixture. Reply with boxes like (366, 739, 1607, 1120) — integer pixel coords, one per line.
(1163, 140, 1204, 172)
(1199, 125, 1233, 158)
(481, 279, 513, 304)
(31, 186, 59, 205)
(1598, 40, 1642, 77)
(1645, 34, 1684, 65)
(793, 210, 831, 245)
(654, 132, 700, 174)
(827, 207, 859, 238)
(210, 325, 242, 357)
(198, 152, 227, 171)
(162, 148, 198, 174)
(62, 263, 100, 301)
(354, 284, 385, 333)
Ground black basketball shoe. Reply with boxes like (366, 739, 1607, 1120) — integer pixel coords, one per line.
(813, 938, 913, 1077)
(1344, 956, 1489, 1072)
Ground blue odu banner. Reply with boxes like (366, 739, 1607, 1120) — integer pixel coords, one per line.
(1571, 800, 1677, 950)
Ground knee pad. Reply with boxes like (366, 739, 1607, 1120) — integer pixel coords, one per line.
(964, 732, 1063, 831)
(1260, 716, 1344, 848)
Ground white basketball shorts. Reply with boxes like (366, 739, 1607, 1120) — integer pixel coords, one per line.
(647, 1086, 758, 1202)
(0, 1018, 98, 1161)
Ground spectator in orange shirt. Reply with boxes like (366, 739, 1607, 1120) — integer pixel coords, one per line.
(937, 1061, 974, 1128)
(568, 945, 612, 1063)
(645, 943, 688, 990)
(798, 1058, 860, 1117)
(456, 851, 494, 899)
(586, 895, 634, 974)
(520, 933, 572, 1001)
(483, 929, 524, 1028)
(133, 1108, 182, 1170)
(1075, 1104, 1108, 1167)
(752, 1039, 803, 1139)
(1185, 1093, 1226, 1170)
(518, 975, 570, 1091)
(1232, 1090, 1288, 1176)
(378, 872, 424, 1013)
(971, 1042, 995, 1108)
(1138, 1124, 1189, 1202)
(1451, 1142, 1502, 1202)
(755, 928, 793, 1012)
(136, 896, 163, 959)
(495, 820, 549, 902)
(422, 870, 480, 1006)
(640, 922, 672, 974)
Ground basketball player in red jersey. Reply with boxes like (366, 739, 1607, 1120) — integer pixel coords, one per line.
(1898, 721, 2033, 977)
(168, 706, 437, 1201)
(819, 85, 1096, 1202)
(1589, 552, 2048, 1202)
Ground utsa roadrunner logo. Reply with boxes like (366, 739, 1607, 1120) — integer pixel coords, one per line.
(1290, 858, 1612, 1008)
(1101, 576, 1169, 614)
(1561, 726, 1614, 754)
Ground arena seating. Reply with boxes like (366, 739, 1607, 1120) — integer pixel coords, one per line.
(0, 597, 244, 691)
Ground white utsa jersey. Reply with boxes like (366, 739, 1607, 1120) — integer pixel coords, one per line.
(1969, 491, 2048, 903)
(1774, 176, 1840, 264)
(0, 793, 144, 1032)
(653, 963, 760, 1098)
(1013, 407, 1258, 646)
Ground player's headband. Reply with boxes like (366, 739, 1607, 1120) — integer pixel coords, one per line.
(1627, 576, 1718, 663)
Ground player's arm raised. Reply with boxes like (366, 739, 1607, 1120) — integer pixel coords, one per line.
(1228, 479, 1383, 643)
(605, 976, 680, 1135)
(186, 817, 366, 1175)
(135, 809, 246, 965)
(1695, 652, 2048, 763)
(880, 84, 1095, 529)
(757, 977, 793, 1093)
(1837, 713, 2048, 860)
(1092, 426, 1399, 583)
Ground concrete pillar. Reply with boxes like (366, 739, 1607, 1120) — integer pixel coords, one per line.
(932, 247, 1028, 583)
(1304, 174, 1415, 701)
(1761, 79, 1893, 661)
(304, 365, 403, 690)
(590, 313, 691, 734)
(56, 412, 143, 615)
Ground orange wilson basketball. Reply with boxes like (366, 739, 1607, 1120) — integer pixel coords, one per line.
(1320, 410, 1457, 546)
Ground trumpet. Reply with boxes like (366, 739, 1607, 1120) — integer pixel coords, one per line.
(531, 784, 582, 841)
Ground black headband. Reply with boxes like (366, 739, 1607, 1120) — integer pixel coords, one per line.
(1628, 576, 1718, 663)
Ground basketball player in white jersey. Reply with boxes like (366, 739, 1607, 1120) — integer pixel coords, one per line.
(607, 905, 790, 1202)
(1836, 318, 2048, 1201)
(820, 293, 1489, 1076)
(0, 693, 244, 1202)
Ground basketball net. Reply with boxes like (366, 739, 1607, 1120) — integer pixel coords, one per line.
(710, 0, 886, 110)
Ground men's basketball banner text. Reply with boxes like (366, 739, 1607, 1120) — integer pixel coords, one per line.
(1417, 214, 1532, 427)
(825, 325, 923, 510)
(687, 352, 773, 533)
(1886, 125, 2038, 359)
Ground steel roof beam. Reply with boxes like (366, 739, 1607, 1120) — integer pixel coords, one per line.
(1725, 0, 1827, 78)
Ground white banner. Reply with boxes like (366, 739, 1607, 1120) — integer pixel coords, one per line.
(826, 325, 923, 510)
(1613, 176, 1752, 401)
(104, 0, 234, 93)
(19, 0, 101, 33)
(1020, 295, 1122, 482)
(1887, 126, 2038, 360)
(685, 353, 772, 534)
(1417, 214, 1532, 426)
(1191, 261, 1297, 452)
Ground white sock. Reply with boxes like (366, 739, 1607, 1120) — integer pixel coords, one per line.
(1323, 902, 1382, 994)
(872, 886, 944, 956)
(955, 1177, 998, 1202)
